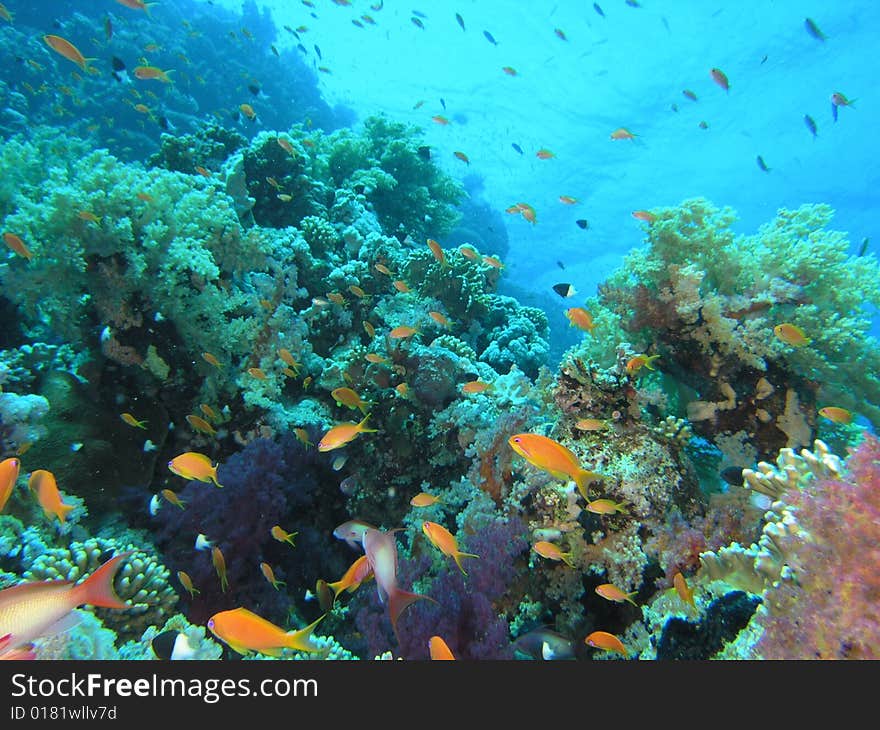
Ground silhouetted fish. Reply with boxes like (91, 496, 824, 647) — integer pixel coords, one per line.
(440, 98, 446, 109)
(720, 467, 745, 486)
(804, 114, 817, 139)
(593, 3, 605, 17)
(483, 30, 497, 45)
(575, 219, 589, 230)
(417, 145, 431, 161)
(858, 237, 870, 256)
(455, 12, 465, 31)
(756, 155, 770, 172)
(314, 44, 322, 60)
(511, 143, 523, 154)
(552, 283, 576, 298)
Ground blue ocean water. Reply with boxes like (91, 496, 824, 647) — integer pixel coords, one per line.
(223, 0, 878, 352)
(0, 0, 878, 664)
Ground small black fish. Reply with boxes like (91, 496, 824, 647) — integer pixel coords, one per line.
(353, 183, 366, 195)
(858, 237, 870, 257)
(511, 142, 523, 154)
(575, 219, 589, 230)
(804, 17, 827, 42)
(760, 54, 768, 64)
(552, 283, 576, 298)
(455, 12, 465, 31)
(483, 30, 497, 45)
(720, 467, 746, 487)
(248, 83, 261, 96)
(804, 114, 817, 139)
(314, 44, 322, 60)
(151, 631, 197, 660)
(411, 17, 424, 29)
(111, 56, 126, 72)
(593, 3, 605, 18)
(440, 98, 446, 110)
(756, 155, 770, 172)
(557, 260, 565, 270)
(157, 115, 170, 131)
(417, 145, 431, 161)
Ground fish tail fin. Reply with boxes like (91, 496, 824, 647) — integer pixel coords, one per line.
(574, 469, 603, 501)
(389, 588, 435, 638)
(562, 553, 576, 569)
(73, 551, 132, 610)
(453, 551, 480, 575)
(285, 614, 325, 653)
(357, 414, 378, 433)
(210, 465, 224, 488)
(57, 501, 77, 524)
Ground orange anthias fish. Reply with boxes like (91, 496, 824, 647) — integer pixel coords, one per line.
(595, 583, 639, 607)
(421, 521, 480, 575)
(3, 232, 34, 260)
(0, 3, 14, 23)
(462, 380, 493, 394)
(43, 35, 94, 72)
(260, 562, 285, 590)
(331, 387, 371, 414)
(362, 527, 434, 638)
(427, 238, 447, 266)
(632, 209, 656, 223)
(201, 352, 222, 368)
(212, 546, 228, 593)
(208, 607, 324, 657)
(0, 552, 132, 659)
(565, 307, 595, 333)
(327, 554, 373, 599)
(453, 151, 470, 165)
(120, 412, 148, 429)
(28, 470, 75, 524)
(392, 280, 411, 294)
(431, 115, 450, 125)
(710, 67, 730, 92)
(186, 414, 216, 436)
(536, 148, 555, 159)
(177, 570, 199, 598)
(625, 353, 661, 375)
(773, 323, 811, 347)
(459, 245, 480, 260)
(115, 0, 156, 12)
(0, 458, 21, 513)
(532, 541, 574, 568)
(410, 492, 443, 507)
(134, 66, 173, 83)
(584, 498, 629, 515)
(818, 406, 853, 425)
(271, 525, 298, 546)
(585, 630, 628, 657)
(167, 452, 223, 488)
(389, 325, 419, 339)
(482, 254, 504, 268)
(429, 635, 455, 660)
(610, 127, 636, 140)
(429, 311, 451, 328)
(559, 195, 578, 205)
(161, 488, 185, 510)
(575, 418, 606, 432)
(673, 571, 695, 608)
(317, 415, 377, 452)
(508, 433, 604, 499)
(239, 103, 257, 120)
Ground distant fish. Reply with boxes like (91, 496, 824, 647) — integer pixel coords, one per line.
(511, 142, 523, 154)
(314, 44, 322, 60)
(804, 114, 817, 139)
(412, 10, 427, 18)
(575, 219, 589, 230)
(411, 17, 424, 29)
(756, 155, 770, 172)
(440, 97, 446, 109)
(455, 12, 465, 31)
(804, 17, 827, 42)
(830, 91, 855, 122)
(720, 467, 745, 486)
(710, 67, 729, 92)
(552, 283, 576, 298)
(858, 237, 869, 256)
(483, 30, 497, 45)
(593, 3, 605, 18)
(557, 260, 565, 269)
(761, 54, 768, 64)
(417, 145, 431, 160)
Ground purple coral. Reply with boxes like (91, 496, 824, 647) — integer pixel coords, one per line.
(155, 434, 337, 625)
(355, 516, 528, 659)
(756, 433, 880, 659)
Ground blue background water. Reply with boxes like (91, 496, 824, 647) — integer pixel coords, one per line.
(211, 0, 878, 354)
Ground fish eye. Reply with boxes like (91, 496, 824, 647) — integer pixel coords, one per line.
(207, 619, 214, 629)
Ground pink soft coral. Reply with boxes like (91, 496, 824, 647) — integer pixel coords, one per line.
(756, 432, 880, 659)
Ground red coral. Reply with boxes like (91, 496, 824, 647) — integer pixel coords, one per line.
(756, 433, 880, 659)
